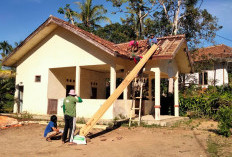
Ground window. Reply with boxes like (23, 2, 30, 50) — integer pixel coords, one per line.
(199, 72, 208, 85)
(228, 63, 232, 73)
(35, 75, 41, 82)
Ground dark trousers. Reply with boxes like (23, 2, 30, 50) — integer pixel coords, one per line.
(62, 115, 76, 142)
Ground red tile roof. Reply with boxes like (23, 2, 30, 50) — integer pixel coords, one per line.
(3, 15, 188, 66)
(51, 16, 186, 59)
(51, 16, 128, 57)
(116, 34, 186, 59)
(193, 44, 232, 61)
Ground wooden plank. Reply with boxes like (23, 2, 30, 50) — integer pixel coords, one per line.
(162, 39, 176, 54)
(79, 44, 159, 136)
(172, 38, 185, 58)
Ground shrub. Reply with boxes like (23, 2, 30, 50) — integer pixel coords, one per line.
(0, 77, 15, 113)
(179, 85, 232, 119)
(216, 106, 232, 137)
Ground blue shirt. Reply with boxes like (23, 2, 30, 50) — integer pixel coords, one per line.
(44, 121, 55, 137)
(148, 38, 157, 46)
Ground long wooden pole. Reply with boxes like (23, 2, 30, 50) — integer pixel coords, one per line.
(79, 44, 159, 136)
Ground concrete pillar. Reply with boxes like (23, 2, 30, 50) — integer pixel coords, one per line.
(154, 68, 160, 120)
(148, 74, 153, 114)
(110, 64, 116, 95)
(148, 74, 152, 101)
(75, 66, 81, 96)
(123, 69, 128, 100)
(123, 87, 128, 100)
(110, 64, 117, 117)
(174, 71, 179, 117)
(168, 78, 174, 93)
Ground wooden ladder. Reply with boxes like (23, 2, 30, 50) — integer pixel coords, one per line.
(129, 77, 144, 127)
(79, 44, 159, 137)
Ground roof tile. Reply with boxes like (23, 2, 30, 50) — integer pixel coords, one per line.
(193, 44, 232, 61)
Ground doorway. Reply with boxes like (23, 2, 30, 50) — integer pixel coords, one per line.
(91, 87, 97, 99)
(66, 85, 75, 97)
(17, 85, 24, 113)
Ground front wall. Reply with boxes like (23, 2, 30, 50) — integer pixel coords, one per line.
(15, 27, 115, 115)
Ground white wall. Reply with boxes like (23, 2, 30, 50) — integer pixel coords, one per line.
(185, 63, 229, 87)
(14, 27, 115, 115)
(57, 99, 133, 120)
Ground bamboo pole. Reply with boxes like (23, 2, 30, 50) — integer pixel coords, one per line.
(79, 44, 159, 136)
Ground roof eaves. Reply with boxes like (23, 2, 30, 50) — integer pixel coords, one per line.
(3, 16, 122, 66)
(2, 17, 54, 66)
(50, 17, 117, 57)
(152, 55, 173, 60)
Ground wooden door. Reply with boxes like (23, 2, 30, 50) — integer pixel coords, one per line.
(47, 99, 58, 114)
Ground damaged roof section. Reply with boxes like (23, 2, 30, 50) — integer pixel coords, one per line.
(115, 34, 186, 59)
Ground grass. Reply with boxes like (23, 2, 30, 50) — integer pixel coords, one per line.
(207, 137, 220, 157)
(76, 117, 86, 124)
(13, 112, 33, 120)
(141, 122, 162, 128)
(206, 135, 232, 157)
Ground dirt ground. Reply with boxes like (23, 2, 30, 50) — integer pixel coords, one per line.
(1, 119, 224, 157)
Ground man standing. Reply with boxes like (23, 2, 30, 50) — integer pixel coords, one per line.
(62, 89, 82, 144)
(147, 34, 158, 48)
(128, 40, 139, 53)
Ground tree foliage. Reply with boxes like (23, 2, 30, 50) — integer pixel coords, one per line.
(0, 41, 13, 59)
(58, 4, 76, 25)
(147, 0, 222, 48)
(107, 0, 156, 39)
(107, 0, 221, 48)
(0, 77, 15, 113)
(95, 23, 136, 43)
(58, 0, 111, 30)
(74, 0, 111, 29)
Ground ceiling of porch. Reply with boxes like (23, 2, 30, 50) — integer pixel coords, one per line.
(81, 64, 124, 73)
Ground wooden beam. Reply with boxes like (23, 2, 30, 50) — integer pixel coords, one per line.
(79, 44, 159, 136)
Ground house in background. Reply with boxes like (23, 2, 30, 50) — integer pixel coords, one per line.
(185, 44, 232, 88)
(2, 16, 192, 120)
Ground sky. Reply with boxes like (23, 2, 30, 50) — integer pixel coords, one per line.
(0, 0, 232, 48)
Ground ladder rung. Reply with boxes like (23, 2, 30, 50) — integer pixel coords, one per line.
(135, 97, 142, 99)
(132, 108, 140, 110)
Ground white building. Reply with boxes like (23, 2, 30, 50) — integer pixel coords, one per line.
(185, 44, 232, 88)
(2, 16, 192, 120)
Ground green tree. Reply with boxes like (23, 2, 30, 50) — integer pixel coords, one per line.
(0, 77, 15, 113)
(108, 0, 221, 47)
(146, 0, 222, 48)
(0, 41, 13, 59)
(107, 0, 155, 39)
(58, 4, 76, 25)
(95, 23, 136, 43)
(74, 0, 111, 29)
